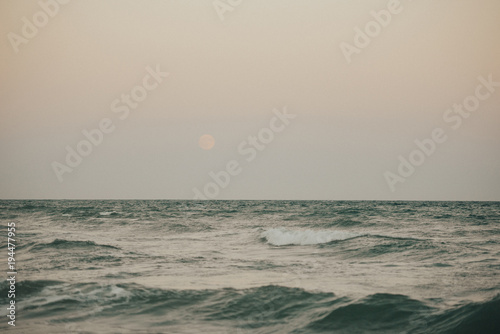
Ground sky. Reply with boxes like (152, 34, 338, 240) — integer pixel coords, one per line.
(1, 0, 499, 200)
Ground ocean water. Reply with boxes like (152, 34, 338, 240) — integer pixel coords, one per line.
(0, 200, 499, 333)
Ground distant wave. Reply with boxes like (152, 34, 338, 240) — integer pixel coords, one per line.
(261, 228, 361, 246)
(31, 239, 120, 251)
(99, 211, 119, 216)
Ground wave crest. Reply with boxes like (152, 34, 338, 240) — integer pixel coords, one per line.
(261, 228, 361, 246)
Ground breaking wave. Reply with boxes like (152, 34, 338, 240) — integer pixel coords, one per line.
(261, 228, 362, 246)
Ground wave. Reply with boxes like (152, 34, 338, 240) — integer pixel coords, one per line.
(99, 211, 119, 216)
(317, 234, 437, 260)
(30, 239, 120, 251)
(304, 294, 500, 333)
(261, 228, 361, 246)
(7, 281, 499, 333)
(305, 293, 433, 332)
(427, 294, 500, 334)
(0, 280, 63, 302)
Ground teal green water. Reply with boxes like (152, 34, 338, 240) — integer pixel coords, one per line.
(1, 200, 499, 333)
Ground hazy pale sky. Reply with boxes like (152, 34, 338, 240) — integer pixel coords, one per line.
(1, 0, 499, 200)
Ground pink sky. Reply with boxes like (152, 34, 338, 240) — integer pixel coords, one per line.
(1, 0, 499, 200)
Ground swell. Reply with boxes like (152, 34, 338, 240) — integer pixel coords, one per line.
(10, 281, 499, 333)
(304, 293, 434, 333)
(0, 280, 63, 302)
(305, 294, 500, 333)
(30, 239, 120, 251)
(424, 294, 500, 334)
(319, 235, 439, 259)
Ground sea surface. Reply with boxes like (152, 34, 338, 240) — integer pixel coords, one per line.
(0, 200, 499, 333)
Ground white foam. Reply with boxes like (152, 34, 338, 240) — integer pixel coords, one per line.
(99, 211, 116, 216)
(261, 228, 360, 246)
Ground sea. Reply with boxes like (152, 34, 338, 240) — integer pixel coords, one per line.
(0, 200, 499, 333)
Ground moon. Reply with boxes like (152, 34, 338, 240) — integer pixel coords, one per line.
(198, 134, 215, 150)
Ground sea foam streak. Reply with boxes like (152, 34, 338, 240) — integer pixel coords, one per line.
(262, 228, 361, 246)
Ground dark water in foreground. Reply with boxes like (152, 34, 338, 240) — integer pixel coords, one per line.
(0, 200, 499, 333)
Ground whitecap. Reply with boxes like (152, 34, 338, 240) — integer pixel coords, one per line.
(261, 228, 361, 246)
(99, 211, 116, 216)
